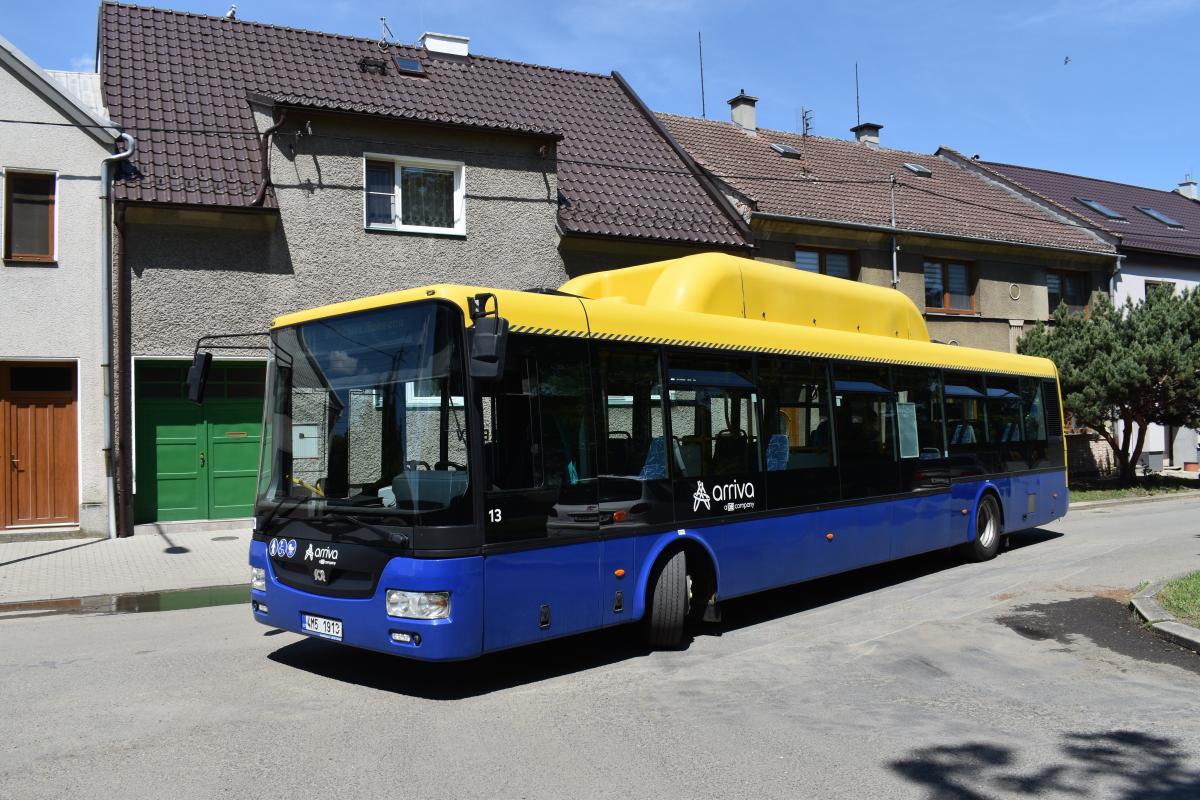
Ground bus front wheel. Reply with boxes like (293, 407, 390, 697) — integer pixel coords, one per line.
(645, 550, 688, 649)
(962, 494, 1002, 562)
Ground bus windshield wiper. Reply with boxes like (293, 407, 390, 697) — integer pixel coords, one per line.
(320, 506, 411, 547)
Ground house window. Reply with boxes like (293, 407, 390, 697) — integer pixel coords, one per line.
(1047, 270, 1088, 312)
(794, 247, 855, 279)
(1144, 280, 1175, 300)
(3, 171, 56, 262)
(923, 260, 973, 312)
(363, 155, 464, 235)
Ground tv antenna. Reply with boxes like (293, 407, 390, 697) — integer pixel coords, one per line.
(378, 17, 396, 51)
(800, 106, 813, 137)
(698, 31, 707, 118)
(855, 62, 861, 127)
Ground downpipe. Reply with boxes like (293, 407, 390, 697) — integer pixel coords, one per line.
(100, 133, 135, 539)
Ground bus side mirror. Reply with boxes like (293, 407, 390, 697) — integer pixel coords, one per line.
(468, 316, 509, 380)
(186, 351, 213, 404)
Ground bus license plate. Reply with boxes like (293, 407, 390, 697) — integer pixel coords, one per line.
(302, 613, 343, 641)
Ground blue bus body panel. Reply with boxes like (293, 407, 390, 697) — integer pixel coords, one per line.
(251, 470, 1068, 661)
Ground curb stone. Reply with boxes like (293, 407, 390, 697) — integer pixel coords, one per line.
(1070, 491, 1200, 511)
(1129, 580, 1200, 656)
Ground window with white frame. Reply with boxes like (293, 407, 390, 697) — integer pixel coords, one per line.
(363, 155, 465, 235)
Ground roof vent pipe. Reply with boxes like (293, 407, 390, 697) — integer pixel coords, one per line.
(851, 122, 883, 148)
(420, 32, 469, 57)
(1176, 175, 1199, 201)
(728, 90, 757, 133)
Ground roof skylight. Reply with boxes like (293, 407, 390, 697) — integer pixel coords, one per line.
(903, 162, 932, 177)
(1134, 206, 1184, 228)
(393, 56, 426, 76)
(1074, 196, 1125, 220)
(770, 142, 802, 158)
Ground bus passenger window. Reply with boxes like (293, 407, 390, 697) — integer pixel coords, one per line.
(892, 368, 949, 490)
(758, 357, 838, 508)
(833, 365, 900, 498)
(1021, 378, 1053, 469)
(480, 335, 598, 543)
(986, 375, 1025, 471)
(943, 372, 997, 474)
(594, 346, 674, 529)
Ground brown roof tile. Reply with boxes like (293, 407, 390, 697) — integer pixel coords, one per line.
(658, 113, 1114, 255)
(977, 161, 1200, 259)
(99, 2, 746, 247)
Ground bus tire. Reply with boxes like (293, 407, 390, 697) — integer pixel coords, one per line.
(962, 493, 1002, 562)
(645, 550, 688, 649)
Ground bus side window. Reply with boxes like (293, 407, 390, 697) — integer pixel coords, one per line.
(833, 364, 900, 498)
(480, 335, 599, 544)
(892, 368, 949, 490)
(1021, 378, 1052, 469)
(758, 357, 838, 509)
(594, 345, 674, 529)
(985, 375, 1025, 471)
(943, 371, 995, 473)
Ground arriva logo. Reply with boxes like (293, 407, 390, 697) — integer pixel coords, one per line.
(304, 544, 339, 565)
(694, 479, 756, 512)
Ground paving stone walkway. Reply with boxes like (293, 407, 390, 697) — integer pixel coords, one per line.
(0, 527, 251, 604)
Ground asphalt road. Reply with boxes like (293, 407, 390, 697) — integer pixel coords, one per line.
(3, 499, 1200, 799)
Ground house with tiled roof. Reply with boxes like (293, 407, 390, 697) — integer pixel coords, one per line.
(1, 34, 122, 537)
(659, 95, 1118, 354)
(953, 157, 1200, 471)
(96, 2, 749, 531)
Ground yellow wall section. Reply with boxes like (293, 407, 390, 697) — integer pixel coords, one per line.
(272, 254, 1056, 378)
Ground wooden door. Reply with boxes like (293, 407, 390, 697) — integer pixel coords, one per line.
(1, 363, 78, 528)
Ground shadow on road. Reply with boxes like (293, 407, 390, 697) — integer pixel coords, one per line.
(890, 730, 1200, 799)
(268, 528, 1063, 699)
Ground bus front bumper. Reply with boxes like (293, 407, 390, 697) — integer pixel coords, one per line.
(248, 540, 484, 661)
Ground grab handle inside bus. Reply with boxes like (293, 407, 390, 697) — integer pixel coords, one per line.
(467, 293, 509, 380)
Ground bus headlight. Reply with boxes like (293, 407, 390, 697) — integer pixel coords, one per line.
(250, 567, 266, 592)
(386, 590, 450, 619)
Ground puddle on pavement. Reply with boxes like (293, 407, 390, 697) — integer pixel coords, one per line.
(0, 584, 249, 620)
(995, 596, 1200, 675)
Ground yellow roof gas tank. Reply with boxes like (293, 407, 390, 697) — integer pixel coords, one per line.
(560, 253, 929, 341)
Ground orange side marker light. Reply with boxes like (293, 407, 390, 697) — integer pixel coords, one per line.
(825, 532, 834, 541)
(614, 569, 625, 578)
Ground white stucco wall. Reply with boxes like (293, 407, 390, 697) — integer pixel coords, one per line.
(0, 61, 113, 534)
(1112, 258, 1200, 465)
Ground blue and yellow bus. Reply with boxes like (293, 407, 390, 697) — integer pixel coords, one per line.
(235, 253, 1067, 660)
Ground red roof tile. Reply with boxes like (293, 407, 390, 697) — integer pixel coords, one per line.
(658, 113, 1113, 255)
(99, 2, 747, 247)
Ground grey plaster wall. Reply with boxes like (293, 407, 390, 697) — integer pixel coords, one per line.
(750, 221, 1111, 353)
(0, 63, 113, 534)
(125, 114, 563, 358)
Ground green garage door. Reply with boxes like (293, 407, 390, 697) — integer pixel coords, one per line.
(134, 361, 264, 523)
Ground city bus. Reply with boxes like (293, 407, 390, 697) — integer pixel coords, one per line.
(221, 253, 1067, 660)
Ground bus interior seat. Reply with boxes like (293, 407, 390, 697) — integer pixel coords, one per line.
(713, 429, 750, 473)
(606, 433, 634, 476)
(766, 434, 789, 471)
(392, 469, 468, 510)
(677, 436, 703, 477)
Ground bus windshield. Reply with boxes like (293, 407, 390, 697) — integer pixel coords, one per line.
(257, 301, 472, 529)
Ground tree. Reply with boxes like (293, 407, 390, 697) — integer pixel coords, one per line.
(1018, 286, 1200, 484)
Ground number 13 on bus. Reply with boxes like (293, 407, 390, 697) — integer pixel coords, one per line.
(191, 253, 1066, 661)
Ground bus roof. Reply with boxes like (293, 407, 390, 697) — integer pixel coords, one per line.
(272, 253, 1057, 378)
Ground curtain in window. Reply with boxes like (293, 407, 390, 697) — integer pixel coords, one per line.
(946, 263, 971, 309)
(401, 167, 454, 228)
(365, 161, 395, 226)
(5, 173, 54, 259)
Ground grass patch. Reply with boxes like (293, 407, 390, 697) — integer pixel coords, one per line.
(1071, 474, 1200, 503)
(1159, 571, 1200, 628)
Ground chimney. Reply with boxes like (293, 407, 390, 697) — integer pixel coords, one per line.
(1176, 175, 1199, 201)
(420, 32, 469, 57)
(851, 122, 883, 148)
(728, 90, 758, 133)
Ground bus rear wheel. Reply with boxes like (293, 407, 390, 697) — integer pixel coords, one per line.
(645, 550, 688, 649)
(962, 494, 1002, 562)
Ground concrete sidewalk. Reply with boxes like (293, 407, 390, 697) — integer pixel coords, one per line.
(0, 527, 251, 605)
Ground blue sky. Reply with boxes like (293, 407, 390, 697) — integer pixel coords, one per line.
(6, 0, 1199, 190)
